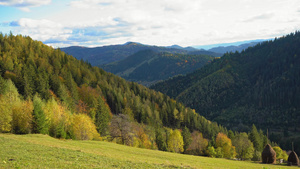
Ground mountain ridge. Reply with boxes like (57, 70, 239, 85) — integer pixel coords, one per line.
(102, 49, 214, 86)
(151, 31, 300, 152)
(60, 43, 221, 66)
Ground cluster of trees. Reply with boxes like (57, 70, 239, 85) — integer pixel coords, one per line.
(0, 33, 286, 161)
(0, 33, 225, 141)
(0, 77, 100, 140)
(151, 31, 300, 154)
(102, 49, 214, 86)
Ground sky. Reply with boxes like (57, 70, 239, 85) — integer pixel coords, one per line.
(0, 0, 300, 48)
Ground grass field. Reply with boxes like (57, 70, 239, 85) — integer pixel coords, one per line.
(0, 134, 298, 169)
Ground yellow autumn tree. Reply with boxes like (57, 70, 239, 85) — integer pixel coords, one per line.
(72, 113, 100, 140)
(11, 99, 33, 134)
(0, 79, 21, 133)
(168, 129, 184, 153)
(216, 133, 236, 158)
(43, 98, 72, 138)
(133, 124, 151, 149)
(0, 96, 12, 132)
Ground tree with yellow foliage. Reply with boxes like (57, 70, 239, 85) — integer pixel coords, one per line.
(11, 99, 33, 134)
(216, 133, 236, 158)
(72, 113, 100, 140)
(168, 129, 184, 153)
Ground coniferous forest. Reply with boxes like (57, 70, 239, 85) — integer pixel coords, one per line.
(151, 31, 300, 154)
(0, 32, 293, 162)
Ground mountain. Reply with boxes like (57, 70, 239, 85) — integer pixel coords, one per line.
(166, 45, 198, 51)
(0, 32, 230, 144)
(102, 50, 214, 86)
(61, 42, 221, 66)
(151, 31, 300, 151)
(208, 42, 261, 54)
(0, 33, 284, 160)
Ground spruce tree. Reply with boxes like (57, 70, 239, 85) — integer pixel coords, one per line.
(182, 126, 192, 153)
(32, 94, 48, 134)
(249, 124, 262, 152)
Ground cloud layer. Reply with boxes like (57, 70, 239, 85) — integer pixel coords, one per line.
(2, 0, 300, 47)
(0, 0, 51, 11)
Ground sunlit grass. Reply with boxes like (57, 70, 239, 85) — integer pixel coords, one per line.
(0, 134, 297, 169)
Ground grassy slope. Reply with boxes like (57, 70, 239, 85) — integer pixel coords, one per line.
(0, 134, 297, 169)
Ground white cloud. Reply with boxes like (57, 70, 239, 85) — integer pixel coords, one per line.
(3, 0, 300, 47)
(0, 0, 51, 7)
(0, 0, 51, 11)
(242, 12, 275, 22)
(12, 18, 72, 44)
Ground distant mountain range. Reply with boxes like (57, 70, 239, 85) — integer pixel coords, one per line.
(207, 42, 261, 54)
(61, 40, 264, 67)
(102, 50, 214, 86)
(61, 42, 220, 66)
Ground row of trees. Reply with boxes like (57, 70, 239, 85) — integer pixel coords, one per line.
(0, 75, 286, 160)
(0, 33, 285, 161)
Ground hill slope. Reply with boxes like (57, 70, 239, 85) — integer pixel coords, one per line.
(0, 134, 294, 169)
(151, 32, 300, 132)
(60, 42, 220, 66)
(0, 33, 228, 143)
(102, 50, 214, 86)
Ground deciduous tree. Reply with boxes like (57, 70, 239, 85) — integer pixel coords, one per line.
(216, 133, 236, 158)
(168, 129, 184, 153)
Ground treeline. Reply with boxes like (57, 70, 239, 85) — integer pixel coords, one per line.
(0, 33, 283, 161)
(151, 31, 300, 153)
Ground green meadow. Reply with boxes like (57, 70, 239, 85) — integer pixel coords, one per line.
(0, 134, 297, 169)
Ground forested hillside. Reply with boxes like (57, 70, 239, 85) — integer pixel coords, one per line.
(151, 31, 300, 153)
(0, 33, 280, 161)
(61, 42, 220, 66)
(102, 50, 214, 86)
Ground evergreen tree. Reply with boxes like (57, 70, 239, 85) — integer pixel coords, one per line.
(95, 96, 112, 136)
(155, 129, 167, 151)
(182, 126, 192, 153)
(249, 124, 262, 152)
(32, 94, 48, 134)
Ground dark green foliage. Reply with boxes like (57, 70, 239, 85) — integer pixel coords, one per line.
(0, 32, 226, 144)
(102, 50, 214, 86)
(61, 42, 220, 66)
(0, 75, 7, 94)
(182, 126, 192, 153)
(249, 125, 263, 152)
(32, 94, 48, 134)
(151, 31, 300, 153)
(155, 129, 167, 151)
(95, 96, 111, 136)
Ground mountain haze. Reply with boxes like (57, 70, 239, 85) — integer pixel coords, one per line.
(208, 41, 261, 54)
(61, 42, 221, 66)
(102, 50, 214, 86)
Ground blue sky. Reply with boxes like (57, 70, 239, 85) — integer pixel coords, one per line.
(1, 0, 300, 48)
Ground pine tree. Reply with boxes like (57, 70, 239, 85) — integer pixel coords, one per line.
(182, 126, 192, 153)
(155, 129, 167, 151)
(249, 124, 263, 152)
(32, 94, 48, 134)
(95, 96, 112, 136)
